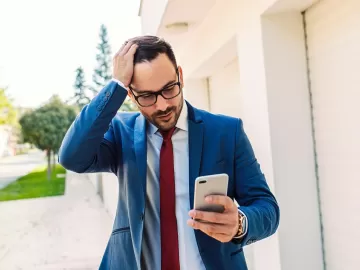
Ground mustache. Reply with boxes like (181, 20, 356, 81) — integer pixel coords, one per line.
(153, 107, 175, 117)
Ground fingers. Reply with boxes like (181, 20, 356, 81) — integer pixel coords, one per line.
(117, 41, 133, 56)
(187, 219, 233, 243)
(187, 197, 239, 243)
(205, 195, 234, 210)
(125, 43, 138, 58)
(188, 210, 228, 224)
(187, 219, 232, 234)
(112, 41, 138, 87)
(117, 41, 128, 54)
(115, 42, 138, 60)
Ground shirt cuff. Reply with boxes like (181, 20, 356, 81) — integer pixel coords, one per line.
(233, 209, 248, 239)
(112, 78, 126, 88)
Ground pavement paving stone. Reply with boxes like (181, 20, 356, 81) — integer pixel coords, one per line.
(0, 171, 113, 270)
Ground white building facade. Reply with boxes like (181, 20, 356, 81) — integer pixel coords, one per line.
(135, 0, 360, 270)
(0, 125, 15, 157)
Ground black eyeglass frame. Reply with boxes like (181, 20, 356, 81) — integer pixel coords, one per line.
(128, 71, 181, 107)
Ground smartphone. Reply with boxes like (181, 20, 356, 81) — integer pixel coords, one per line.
(193, 173, 229, 216)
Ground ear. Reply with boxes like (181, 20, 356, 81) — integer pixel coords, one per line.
(127, 88, 137, 106)
(177, 66, 184, 88)
(127, 86, 134, 98)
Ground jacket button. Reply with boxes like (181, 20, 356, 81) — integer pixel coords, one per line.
(106, 91, 111, 97)
(140, 213, 144, 221)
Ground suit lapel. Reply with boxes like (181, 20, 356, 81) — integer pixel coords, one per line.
(129, 114, 147, 268)
(134, 114, 147, 185)
(187, 101, 204, 209)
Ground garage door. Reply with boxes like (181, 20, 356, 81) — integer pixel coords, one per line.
(208, 58, 242, 117)
(305, 1, 360, 269)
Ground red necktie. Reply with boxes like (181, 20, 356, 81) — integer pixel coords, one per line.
(160, 127, 180, 270)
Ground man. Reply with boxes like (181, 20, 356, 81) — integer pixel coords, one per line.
(59, 35, 280, 270)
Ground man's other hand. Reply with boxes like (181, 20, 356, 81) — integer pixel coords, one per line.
(113, 41, 138, 87)
(187, 195, 239, 243)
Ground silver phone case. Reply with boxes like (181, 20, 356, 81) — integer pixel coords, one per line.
(193, 173, 229, 214)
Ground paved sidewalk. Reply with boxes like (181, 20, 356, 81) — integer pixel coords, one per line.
(0, 150, 46, 189)
(0, 171, 114, 270)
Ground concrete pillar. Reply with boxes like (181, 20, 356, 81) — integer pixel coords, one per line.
(236, 3, 323, 270)
(236, 6, 281, 270)
(261, 11, 324, 270)
(183, 78, 210, 111)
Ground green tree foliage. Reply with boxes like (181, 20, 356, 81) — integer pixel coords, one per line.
(68, 67, 90, 110)
(91, 24, 112, 94)
(119, 98, 138, 112)
(90, 24, 137, 112)
(0, 88, 17, 125)
(19, 95, 77, 179)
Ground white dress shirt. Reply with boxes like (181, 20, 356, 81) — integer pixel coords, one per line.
(141, 103, 206, 270)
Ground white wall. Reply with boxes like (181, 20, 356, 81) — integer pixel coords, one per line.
(0, 126, 9, 157)
(139, 0, 168, 35)
(177, 0, 241, 79)
(101, 173, 119, 219)
(260, 11, 323, 270)
(235, 5, 282, 270)
(208, 58, 242, 118)
(305, 1, 360, 269)
(86, 173, 118, 220)
(183, 78, 210, 111)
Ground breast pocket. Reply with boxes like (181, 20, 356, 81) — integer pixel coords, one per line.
(109, 227, 136, 270)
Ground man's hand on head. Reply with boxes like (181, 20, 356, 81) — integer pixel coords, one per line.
(187, 195, 239, 243)
(113, 41, 138, 87)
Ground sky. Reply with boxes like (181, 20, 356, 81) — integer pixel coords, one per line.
(0, 0, 141, 108)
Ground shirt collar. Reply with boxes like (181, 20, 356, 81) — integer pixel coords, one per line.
(147, 102, 188, 135)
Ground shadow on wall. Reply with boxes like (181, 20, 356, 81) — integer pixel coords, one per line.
(86, 172, 119, 220)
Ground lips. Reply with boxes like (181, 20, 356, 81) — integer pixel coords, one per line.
(158, 110, 173, 120)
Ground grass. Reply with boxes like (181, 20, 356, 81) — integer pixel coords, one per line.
(0, 164, 66, 202)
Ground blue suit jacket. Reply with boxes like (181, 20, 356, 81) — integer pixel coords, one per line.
(59, 81, 280, 270)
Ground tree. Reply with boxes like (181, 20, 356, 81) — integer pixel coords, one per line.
(90, 24, 112, 94)
(90, 24, 137, 112)
(68, 67, 90, 110)
(119, 98, 138, 112)
(19, 95, 77, 180)
(0, 88, 17, 126)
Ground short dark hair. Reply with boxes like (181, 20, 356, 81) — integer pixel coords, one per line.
(127, 35, 178, 69)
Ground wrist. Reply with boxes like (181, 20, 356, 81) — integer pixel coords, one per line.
(233, 210, 247, 239)
(112, 78, 126, 88)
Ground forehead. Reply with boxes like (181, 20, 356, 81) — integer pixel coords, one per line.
(132, 53, 177, 91)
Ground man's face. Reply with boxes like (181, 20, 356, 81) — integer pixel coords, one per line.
(129, 53, 184, 131)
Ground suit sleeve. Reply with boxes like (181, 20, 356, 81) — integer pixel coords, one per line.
(58, 81, 128, 174)
(232, 119, 280, 246)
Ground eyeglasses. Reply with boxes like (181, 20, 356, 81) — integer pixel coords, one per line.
(129, 73, 181, 107)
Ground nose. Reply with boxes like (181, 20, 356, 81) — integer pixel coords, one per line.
(156, 95, 168, 111)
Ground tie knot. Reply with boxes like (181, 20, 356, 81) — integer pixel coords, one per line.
(160, 127, 176, 142)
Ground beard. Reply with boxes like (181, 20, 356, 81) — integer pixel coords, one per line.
(149, 97, 183, 131)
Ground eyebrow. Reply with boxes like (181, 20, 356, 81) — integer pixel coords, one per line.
(131, 79, 177, 94)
